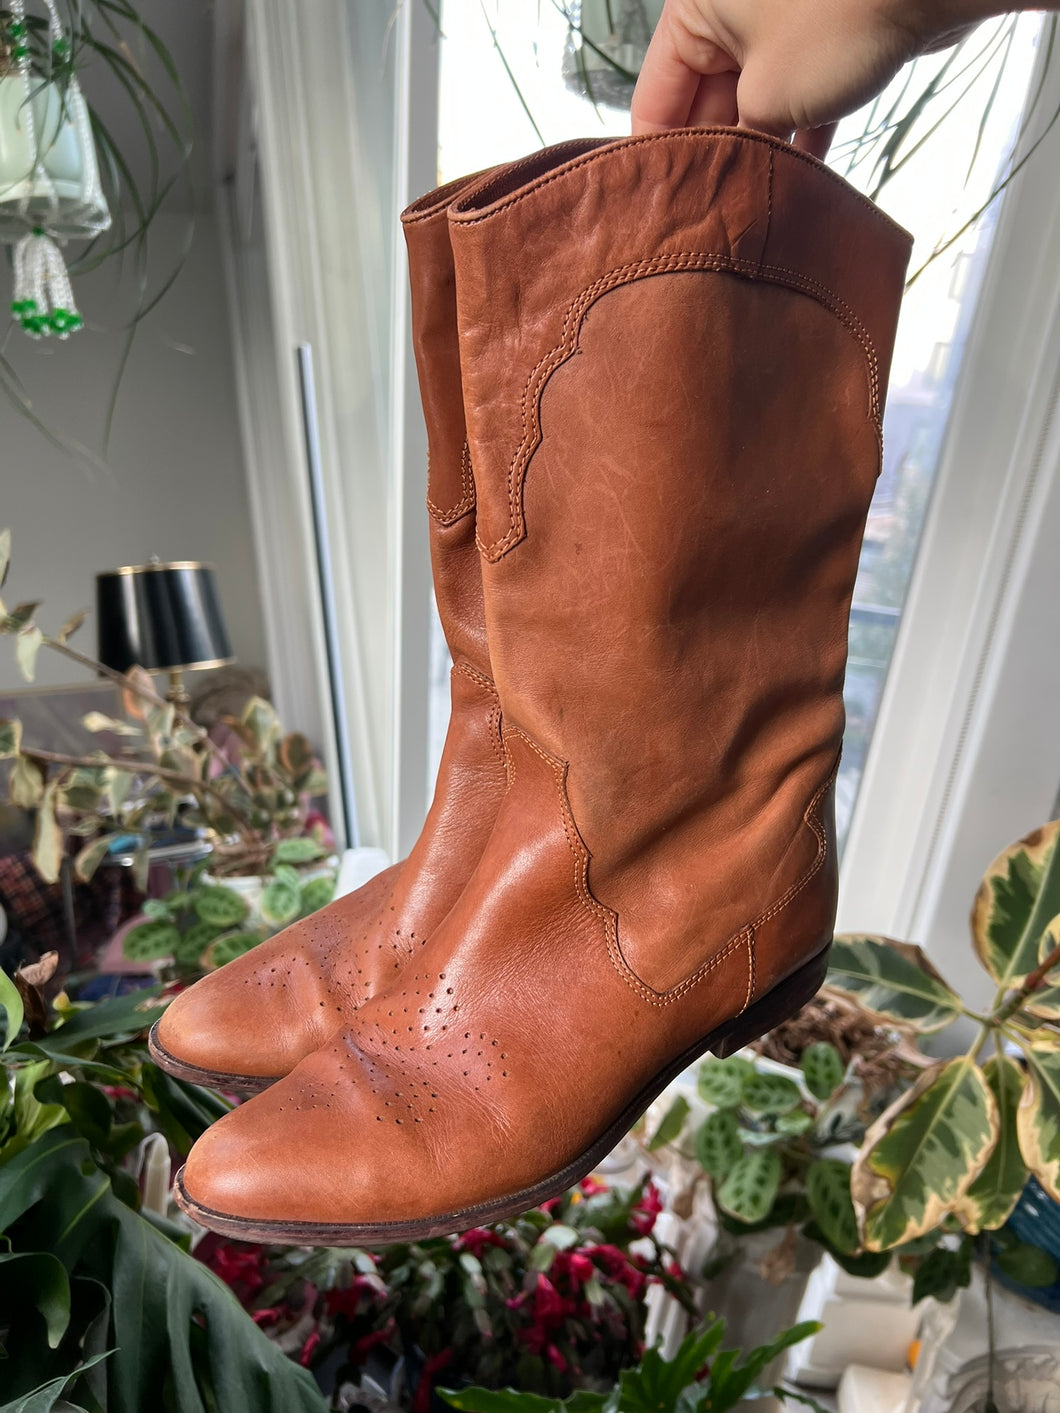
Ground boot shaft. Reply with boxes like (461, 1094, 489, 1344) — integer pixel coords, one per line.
(448, 133, 911, 990)
(401, 143, 607, 680)
(402, 175, 492, 681)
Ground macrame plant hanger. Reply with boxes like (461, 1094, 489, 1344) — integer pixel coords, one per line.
(0, 0, 111, 336)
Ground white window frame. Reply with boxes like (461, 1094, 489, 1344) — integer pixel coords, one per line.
(837, 39, 1060, 1000)
(216, 0, 441, 860)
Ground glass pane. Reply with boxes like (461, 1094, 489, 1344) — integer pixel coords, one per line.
(430, 7, 1045, 840)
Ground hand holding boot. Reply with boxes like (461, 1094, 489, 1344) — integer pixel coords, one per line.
(631, 0, 1053, 149)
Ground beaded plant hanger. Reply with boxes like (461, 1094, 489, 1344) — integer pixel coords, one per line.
(0, 0, 111, 336)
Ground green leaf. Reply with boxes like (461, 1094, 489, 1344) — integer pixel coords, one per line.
(717, 1148, 782, 1224)
(828, 935, 962, 1032)
(4, 600, 41, 633)
(52, 988, 164, 1045)
(299, 873, 336, 915)
(697, 1055, 754, 1108)
(1017, 1037, 1060, 1201)
(801, 1043, 845, 1101)
(953, 1054, 1028, 1233)
(2, 1352, 113, 1413)
(0, 716, 22, 757)
(272, 864, 301, 890)
(647, 1094, 690, 1151)
(438, 1392, 570, 1412)
(1, 966, 25, 1051)
(11, 755, 44, 808)
(805, 1160, 859, 1253)
(694, 1108, 744, 1176)
(852, 1057, 997, 1250)
(775, 1109, 814, 1137)
(16, 624, 44, 682)
(122, 920, 179, 962)
(802, 1221, 892, 1277)
(911, 1238, 974, 1305)
(74, 834, 117, 883)
(995, 1238, 1059, 1288)
(972, 819, 1060, 991)
(242, 696, 280, 751)
(172, 919, 222, 968)
(272, 836, 325, 865)
(33, 783, 63, 885)
(1019, 915, 1060, 1020)
(193, 885, 249, 928)
(0, 1129, 326, 1413)
(203, 931, 261, 969)
(741, 1072, 803, 1115)
(260, 879, 300, 928)
(0, 1251, 71, 1348)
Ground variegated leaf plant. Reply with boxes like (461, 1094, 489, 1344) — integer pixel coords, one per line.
(830, 817, 1060, 1251)
(0, 530, 328, 887)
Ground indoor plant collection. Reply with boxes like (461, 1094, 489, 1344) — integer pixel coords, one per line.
(196, 1178, 695, 1411)
(0, 957, 326, 1411)
(644, 815, 1060, 1313)
(0, 530, 331, 903)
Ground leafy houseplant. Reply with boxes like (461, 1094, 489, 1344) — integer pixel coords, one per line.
(0, 530, 331, 896)
(0, 1, 194, 447)
(199, 1178, 693, 1411)
(436, 1317, 826, 1413)
(0, 958, 327, 1412)
(826, 817, 1060, 1258)
(122, 844, 337, 978)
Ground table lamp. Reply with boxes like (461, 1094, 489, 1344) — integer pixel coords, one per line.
(95, 559, 234, 709)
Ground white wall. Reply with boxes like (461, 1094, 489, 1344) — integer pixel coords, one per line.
(0, 211, 267, 693)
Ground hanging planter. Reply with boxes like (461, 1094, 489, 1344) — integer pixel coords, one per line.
(0, 0, 110, 337)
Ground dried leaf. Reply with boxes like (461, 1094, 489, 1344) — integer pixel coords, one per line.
(57, 607, 90, 644)
(122, 665, 156, 721)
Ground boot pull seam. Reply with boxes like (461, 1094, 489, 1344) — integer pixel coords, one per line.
(427, 440, 476, 525)
(478, 252, 881, 563)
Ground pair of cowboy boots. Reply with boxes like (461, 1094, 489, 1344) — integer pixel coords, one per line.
(154, 130, 911, 1245)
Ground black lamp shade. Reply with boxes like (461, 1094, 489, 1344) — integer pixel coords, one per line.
(95, 561, 234, 675)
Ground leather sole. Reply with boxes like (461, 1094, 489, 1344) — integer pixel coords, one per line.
(148, 1022, 281, 1096)
(172, 945, 830, 1244)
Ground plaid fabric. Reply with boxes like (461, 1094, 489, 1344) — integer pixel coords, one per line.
(0, 851, 141, 968)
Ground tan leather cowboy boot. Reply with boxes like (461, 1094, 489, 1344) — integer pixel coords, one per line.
(147, 174, 508, 1092)
(175, 130, 911, 1240)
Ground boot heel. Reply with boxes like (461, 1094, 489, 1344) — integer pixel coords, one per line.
(710, 945, 831, 1058)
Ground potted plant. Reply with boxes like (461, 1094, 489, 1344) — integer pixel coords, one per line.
(0, 530, 329, 873)
(197, 1178, 694, 1411)
(436, 1317, 827, 1413)
(0, 954, 327, 1411)
(0, 1, 193, 449)
(824, 817, 1060, 1265)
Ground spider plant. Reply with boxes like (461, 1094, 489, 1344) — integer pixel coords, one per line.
(0, 0, 194, 452)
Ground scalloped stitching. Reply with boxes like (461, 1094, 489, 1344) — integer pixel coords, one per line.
(477, 253, 880, 562)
